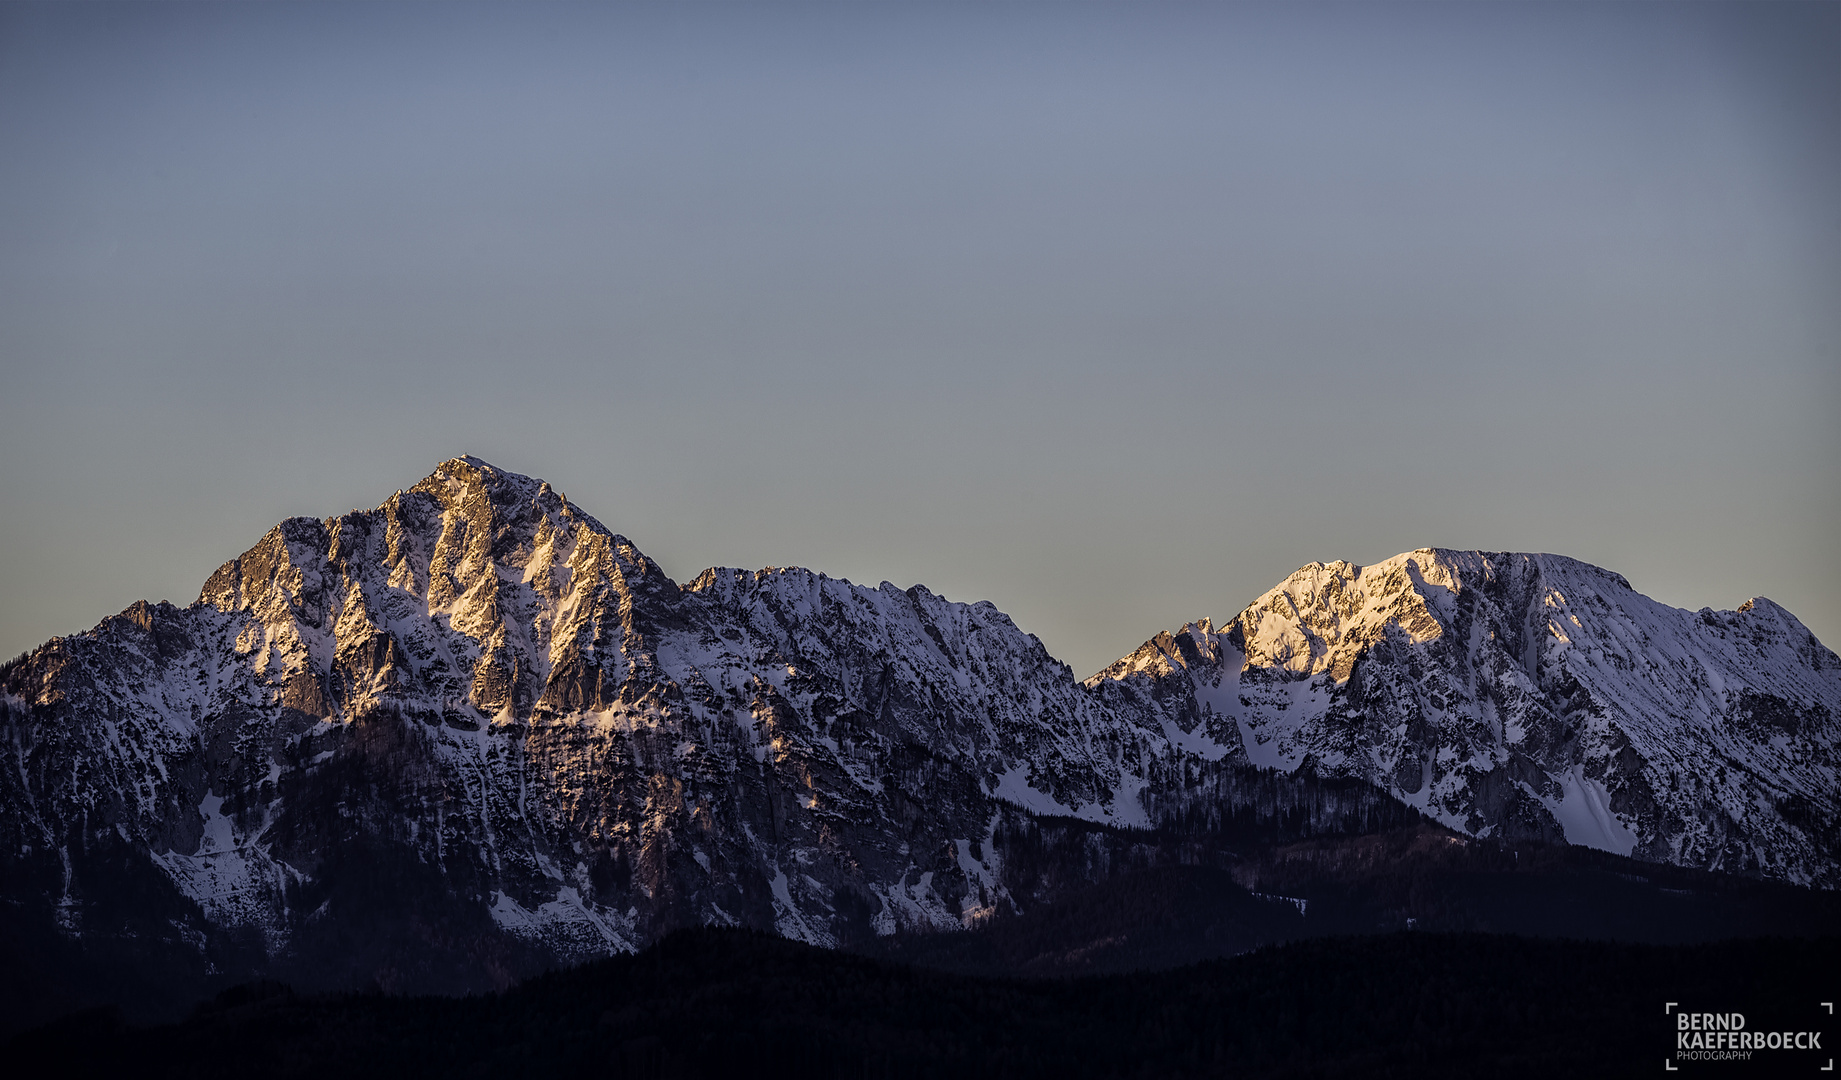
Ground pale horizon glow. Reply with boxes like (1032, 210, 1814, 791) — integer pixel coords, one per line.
(1, 1, 1836, 678)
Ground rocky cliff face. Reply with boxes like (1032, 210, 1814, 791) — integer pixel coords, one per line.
(1089, 550, 1840, 886)
(2, 464, 1835, 1001)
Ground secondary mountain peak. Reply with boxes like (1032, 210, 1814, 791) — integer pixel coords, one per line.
(1091, 547, 1839, 883)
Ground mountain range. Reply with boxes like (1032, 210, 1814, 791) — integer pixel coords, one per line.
(2, 456, 1834, 1018)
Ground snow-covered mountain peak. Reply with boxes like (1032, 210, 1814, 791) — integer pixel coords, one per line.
(1091, 547, 1839, 884)
(3, 457, 1202, 960)
(1722, 597, 1838, 670)
(407, 456, 616, 543)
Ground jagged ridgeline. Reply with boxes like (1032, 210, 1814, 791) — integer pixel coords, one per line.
(1, 457, 1835, 1017)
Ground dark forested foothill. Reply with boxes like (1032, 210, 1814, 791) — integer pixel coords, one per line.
(6, 929, 1833, 1080)
(859, 818, 1841, 980)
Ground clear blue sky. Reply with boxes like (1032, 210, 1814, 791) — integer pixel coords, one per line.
(2, 1, 1836, 677)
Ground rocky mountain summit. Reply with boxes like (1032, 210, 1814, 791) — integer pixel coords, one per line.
(1, 458, 1835, 1003)
(1090, 550, 1839, 885)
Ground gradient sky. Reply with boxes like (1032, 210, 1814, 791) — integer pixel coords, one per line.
(2, 1, 1836, 678)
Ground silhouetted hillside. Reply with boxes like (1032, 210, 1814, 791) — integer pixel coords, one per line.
(9, 929, 1834, 1079)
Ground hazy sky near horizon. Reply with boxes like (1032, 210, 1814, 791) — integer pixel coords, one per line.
(2, 1, 1836, 677)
